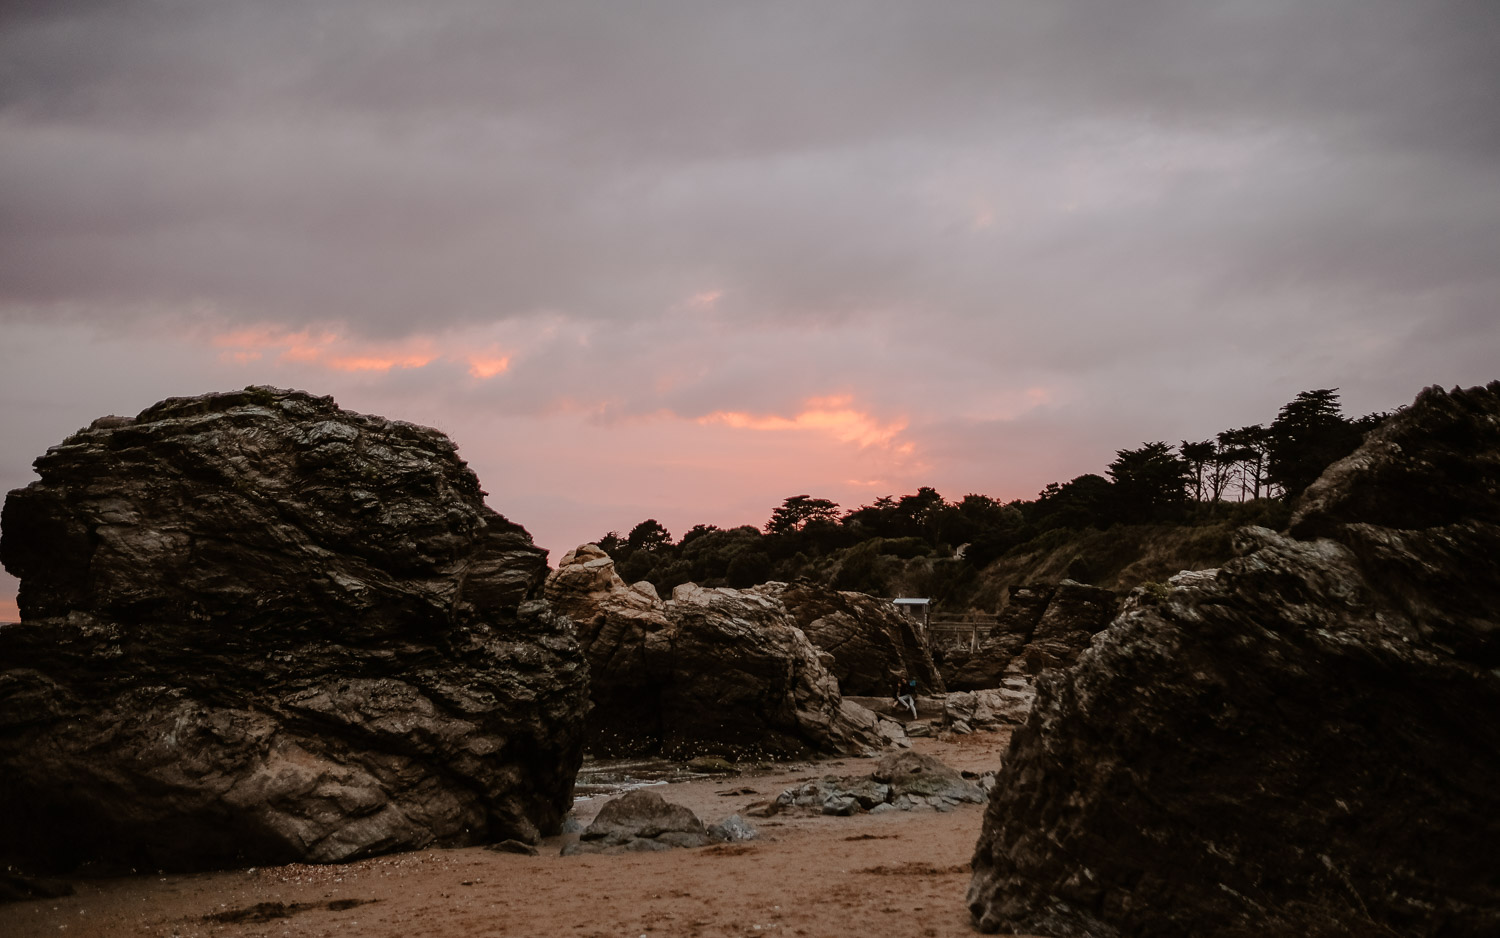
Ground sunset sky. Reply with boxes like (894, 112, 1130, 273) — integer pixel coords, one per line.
(3, 2, 1498, 620)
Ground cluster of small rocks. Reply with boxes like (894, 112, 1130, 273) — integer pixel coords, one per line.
(748, 751, 991, 818)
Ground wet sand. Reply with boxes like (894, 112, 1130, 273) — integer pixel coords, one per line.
(0, 731, 1037, 938)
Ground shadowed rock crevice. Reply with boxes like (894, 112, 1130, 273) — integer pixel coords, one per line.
(0, 387, 590, 874)
(943, 579, 1119, 691)
(967, 382, 1500, 938)
(762, 582, 944, 696)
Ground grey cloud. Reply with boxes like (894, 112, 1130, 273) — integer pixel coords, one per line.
(1, 1, 1496, 430)
(8, 2, 1494, 149)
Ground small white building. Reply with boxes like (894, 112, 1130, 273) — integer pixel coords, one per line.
(891, 597, 931, 631)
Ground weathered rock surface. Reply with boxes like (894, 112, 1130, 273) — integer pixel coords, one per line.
(942, 686, 1036, 729)
(544, 545, 884, 759)
(968, 383, 1500, 937)
(944, 580, 1119, 691)
(560, 789, 756, 855)
(562, 789, 712, 855)
(0, 387, 590, 874)
(847, 687, 1034, 741)
(764, 750, 988, 817)
(758, 582, 944, 696)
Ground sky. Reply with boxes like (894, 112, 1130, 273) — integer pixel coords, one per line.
(2, 1, 1498, 620)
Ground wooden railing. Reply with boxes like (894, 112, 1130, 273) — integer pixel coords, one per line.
(926, 614, 1001, 652)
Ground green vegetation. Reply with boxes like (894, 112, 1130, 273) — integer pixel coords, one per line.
(593, 389, 1381, 607)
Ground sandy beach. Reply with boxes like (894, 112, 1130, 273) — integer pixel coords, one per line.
(0, 731, 1035, 938)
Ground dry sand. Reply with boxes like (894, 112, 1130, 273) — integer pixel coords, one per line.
(0, 731, 1041, 938)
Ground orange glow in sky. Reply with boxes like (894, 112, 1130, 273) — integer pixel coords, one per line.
(698, 395, 911, 451)
(465, 349, 513, 378)
(212, 325, 510, 379)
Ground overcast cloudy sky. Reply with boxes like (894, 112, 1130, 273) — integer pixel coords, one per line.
(3, 1, 1498, 618)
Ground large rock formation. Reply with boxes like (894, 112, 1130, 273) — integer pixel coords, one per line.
(761, 581, 944, 696)
(944, 580, 1119, 691)
(545, 545, 883, 759)
(0, 387, 590, 873)
(968, 382, 1500, 937)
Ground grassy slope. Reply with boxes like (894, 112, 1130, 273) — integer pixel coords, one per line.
(806, 500, 1291, 614)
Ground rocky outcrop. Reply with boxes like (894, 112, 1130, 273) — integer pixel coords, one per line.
(544, 545, 884, 760)
(944, 580, 1118, 690)
(967, 383, 1500, 937)
(847, 686, 1036, 746)
(760, 582, 944, 696)
(942, 685, 1036, 728)
(0, 387, 590, 874)
(756, 751, 990, 817)
(562, 789, 757, 855)
(563, 789, 711, 854)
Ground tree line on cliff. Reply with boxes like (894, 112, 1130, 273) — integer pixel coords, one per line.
(596, 389, 1388, 600)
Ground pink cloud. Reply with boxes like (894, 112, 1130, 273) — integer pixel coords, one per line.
(465, 352, 513, 379)
(698, 395, 912, 451)
(685, 289, 724, 310)
(210, 323, 510, 378)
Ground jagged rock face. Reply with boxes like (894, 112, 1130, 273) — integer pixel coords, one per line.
(760, 582, 944, 696)
(0, 387, 590, 873)
(541, 544, 672, 753)
(944, 580, 1118, 691)
(968, 383, 1500, 938)
(545, 545, 883, 760)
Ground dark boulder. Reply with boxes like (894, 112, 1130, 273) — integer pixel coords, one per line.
(761, 581, 944, 696)
(563, 789, 712, 854)
(967, 382, 1500, 937)
(0, 387, 590, 873)
(545, 545, 883, 760)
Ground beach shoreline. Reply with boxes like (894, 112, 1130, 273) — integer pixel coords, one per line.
(1, 731, 1033, 938)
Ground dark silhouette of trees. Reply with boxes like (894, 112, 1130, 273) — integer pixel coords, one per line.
(626, 518, 672, 552)
(1028, 474, 1114, 531)
(1207, 445, 1238, 504)
(725, 550, 773, 587)
(679, 523, 721, 546)
(891, 487, 946, 540)
(587, 385, 1392, 598)
(1108, 442, 1189, 522)
(842, 496, 898, 537)
(938, 494, 1018, 547)
(959, 498, 1029, 567)
(1266, 389, 1365, 499)
(1180, 440, 1216, 501)
(1217, 425, 1271, 501)
(842, 489, 945, 541)
(764, 495, 841, 535)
